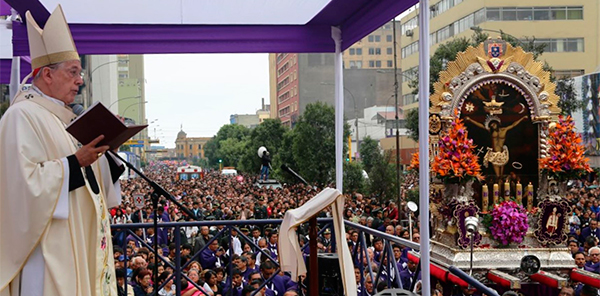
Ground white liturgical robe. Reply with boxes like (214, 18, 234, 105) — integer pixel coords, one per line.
(0, 88, 122, 296)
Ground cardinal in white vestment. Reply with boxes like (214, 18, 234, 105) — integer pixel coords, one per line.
(0, 5, 124, 296)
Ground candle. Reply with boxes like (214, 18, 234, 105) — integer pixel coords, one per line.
(493, 183, 499, 205)
(526, 182, 534, 211)
(482, 184, 489, 212)
(504, 181, 511, 201)
(516, 182, 523, 205)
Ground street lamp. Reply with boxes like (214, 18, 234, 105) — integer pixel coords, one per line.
(320, 82, 360, 158)
(122, 101, 148, 121)
(107, 95, 142, 110)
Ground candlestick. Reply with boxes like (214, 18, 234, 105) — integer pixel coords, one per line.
(493, 183, 499, 205)
(526, 182, 534, 211)
(482, 184, 489, 212)
(516, 182, 523, 205)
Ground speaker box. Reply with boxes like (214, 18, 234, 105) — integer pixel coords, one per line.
(305, 253, 343, 296)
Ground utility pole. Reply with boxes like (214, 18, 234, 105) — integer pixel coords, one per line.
(393, 18, 402, 213)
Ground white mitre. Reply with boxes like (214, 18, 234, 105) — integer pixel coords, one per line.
(26, 4, 79, 70)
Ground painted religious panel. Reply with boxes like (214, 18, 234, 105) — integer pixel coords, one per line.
(460, 80, 539, 206)
(534, 198, 570, 245)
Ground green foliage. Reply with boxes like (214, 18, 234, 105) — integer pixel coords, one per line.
(217, 137, 247, 167)
(343, 161, 365, 194)
(204, 124, 250, 168)
(292, 102, 350, 185)
(238, 119, 288, 173)
(405, 108, 419, 142)
(368, 151, 398, 201)
(359, 136, 380, 174)
(273, 129, 298, 183)
(120, 145, 131, 152)
(0, 101, 8, 118)
(556, 78, 584, 116)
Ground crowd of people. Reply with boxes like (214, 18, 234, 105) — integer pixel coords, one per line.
(108, 161, 599, 296)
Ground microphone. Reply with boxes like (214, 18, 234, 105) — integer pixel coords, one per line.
(280, 164, 309, 186)
(70, 104, 84, 116)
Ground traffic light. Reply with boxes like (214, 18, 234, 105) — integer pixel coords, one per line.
(219, 159, 222, 163)
(346, 157, 350, 162)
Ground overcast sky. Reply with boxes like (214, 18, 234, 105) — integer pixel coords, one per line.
(144, 54, 270, 148)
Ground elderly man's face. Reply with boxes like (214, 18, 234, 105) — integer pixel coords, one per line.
(44, 60, 83, 104)
(590, 248, 600, 263)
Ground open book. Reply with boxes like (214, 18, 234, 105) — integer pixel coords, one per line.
(66, 101, 147, 150)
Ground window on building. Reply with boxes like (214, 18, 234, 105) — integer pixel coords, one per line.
(356, 61, 363, 69)
(387, 60, 393, 67)
(567, 6, 583, 19)
(386, 35, 392, 42)
(374, 35, 381, 42)
(387, 47, 393, 55)
(189, 144, 192, 149)
(375, 61, 381, 67)
(375, 48, 381, 55)
(517, 7, 533, 20)
(368, 35, 374, 42)
(553, 69, 584, 79)
(349, 48, 355, 55)
(350, 61, 357, 69)
(487, 8, 500, 21)
(502, 7, 517, 20)
(369, 48, 375, 55)
(533, 7, 550, 20)
(369, 61, 375, 67)
(356, 48, 363, 55)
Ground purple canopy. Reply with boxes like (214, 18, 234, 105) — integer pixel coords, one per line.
(0, 58, 30, 84)
(6, 0, 416, 56)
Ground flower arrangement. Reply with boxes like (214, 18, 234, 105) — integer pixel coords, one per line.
(539, 116, 591, 181)
(432, 115, 483, 184)
(484, 201, 529, 246)
(408, 151, 420, 172)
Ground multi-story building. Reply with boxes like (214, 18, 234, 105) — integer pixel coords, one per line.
(230, 98, 271, 128)
(269, 21, 403, 128)
(342, 21, 402, 70)
(399, 0, 600, 111)
(174, 129, 211, 161)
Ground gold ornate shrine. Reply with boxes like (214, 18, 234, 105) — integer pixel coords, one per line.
(423, 40, 580, 284)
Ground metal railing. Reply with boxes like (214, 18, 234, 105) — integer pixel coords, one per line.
(111, 218, 478, 296)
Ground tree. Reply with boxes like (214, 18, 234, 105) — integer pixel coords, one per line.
(343, 161, 365, 194)
(238, 119, 288, 173)
(204, 124, 250, 167)
(292, 102, 350, 185)
(368, 151, 398, 200)
(359, 136, 380, 174)
(556, 78, 584, 116)
(405, 108, 419, 142)
(0, 101, 8, 118)
(273, 129, 298, 183)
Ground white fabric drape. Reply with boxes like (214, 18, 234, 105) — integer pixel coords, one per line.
(279, 188, 357, 296)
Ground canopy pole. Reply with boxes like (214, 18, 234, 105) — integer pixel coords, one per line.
(417, 0, 431, 295)
(332, 27, 344, 194)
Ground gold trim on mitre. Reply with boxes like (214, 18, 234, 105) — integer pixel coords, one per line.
(26, 5, 79, 70)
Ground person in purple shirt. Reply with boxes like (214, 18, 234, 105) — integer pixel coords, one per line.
(148, 206, 170, 245)
(267, 232, 279, 261)
(200, 239, 225, 270)
(260, 261, 297, 296)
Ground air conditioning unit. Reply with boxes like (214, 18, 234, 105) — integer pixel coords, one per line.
(405, 29, 413, 37)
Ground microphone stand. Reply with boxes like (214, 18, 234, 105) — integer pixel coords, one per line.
(108, 151, 197, 296)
